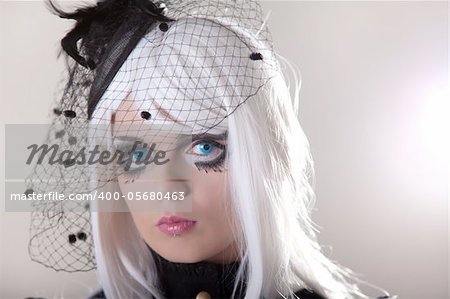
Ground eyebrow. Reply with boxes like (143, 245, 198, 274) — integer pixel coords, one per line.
(112, 130, 228, 142)
(191, 130, 228, 140)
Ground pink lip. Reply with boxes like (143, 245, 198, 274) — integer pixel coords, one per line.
(156, 215, 196, 236)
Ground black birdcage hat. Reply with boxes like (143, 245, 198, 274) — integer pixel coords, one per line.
(26, 0, 278, 272)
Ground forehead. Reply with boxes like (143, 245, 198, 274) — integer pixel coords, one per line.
(111, 94, 227, 145)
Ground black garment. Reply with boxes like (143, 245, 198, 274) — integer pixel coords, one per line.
(87, 247, 324, 299)
(86, 247, 397, 299)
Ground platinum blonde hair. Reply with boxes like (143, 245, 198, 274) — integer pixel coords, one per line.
(89, 17, 390, 299)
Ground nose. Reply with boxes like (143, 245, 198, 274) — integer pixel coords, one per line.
(144, 135, 193, 212)
(153, 137, 192, 196)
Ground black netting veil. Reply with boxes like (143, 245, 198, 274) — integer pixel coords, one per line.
(26, 0, 278, 272)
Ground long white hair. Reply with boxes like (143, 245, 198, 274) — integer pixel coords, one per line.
(89, 17, 389, 299)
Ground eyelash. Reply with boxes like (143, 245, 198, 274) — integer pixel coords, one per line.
(190, 139, 226, 173)
(117, 138, 227, 182)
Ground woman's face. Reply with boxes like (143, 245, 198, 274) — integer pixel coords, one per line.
(111, 96, 238, 264)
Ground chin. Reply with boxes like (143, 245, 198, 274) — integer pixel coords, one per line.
(166, 255, 203, 263)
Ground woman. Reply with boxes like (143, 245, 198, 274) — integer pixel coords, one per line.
(26, 0, 396, 298)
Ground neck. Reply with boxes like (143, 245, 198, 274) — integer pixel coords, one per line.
(204, 241, 240, 264)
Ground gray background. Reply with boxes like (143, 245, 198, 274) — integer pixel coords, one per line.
(0, 1, 448, 298)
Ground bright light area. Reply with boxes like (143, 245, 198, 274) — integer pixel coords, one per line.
(417, 83, 449, 164)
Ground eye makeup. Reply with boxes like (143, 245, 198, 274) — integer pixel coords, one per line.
(111, 130, 228, 182)
(186, 138, 227, 173)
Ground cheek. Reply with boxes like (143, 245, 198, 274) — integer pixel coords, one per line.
(192, 171, 233, 233)
(129, 212, 159, 239)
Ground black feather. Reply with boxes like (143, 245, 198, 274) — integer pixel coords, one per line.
(60, 21, 94, 69)
(46, 0, 171, 69)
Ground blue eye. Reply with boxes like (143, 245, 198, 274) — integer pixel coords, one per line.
(197, 142, 213, 155)
(187, 139, 226, 173)
(132, 148, 148, 162)
(187, 139, 224, 162)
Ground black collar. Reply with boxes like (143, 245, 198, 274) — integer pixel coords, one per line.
(149, 247, 247, 298)
(148, 247, 326, 299)
(88, 248, 325, 299)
